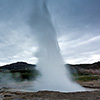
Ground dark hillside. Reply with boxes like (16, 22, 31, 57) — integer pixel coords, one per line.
(68, 61, 100, 75)
(0, 62, 36, 71)
(69, 61, 100, 69)
(0, 62, 38, 81)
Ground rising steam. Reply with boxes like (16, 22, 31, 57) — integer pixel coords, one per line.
(29, 0, 85, 92)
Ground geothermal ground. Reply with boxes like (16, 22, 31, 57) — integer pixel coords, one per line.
(1, 80, 100, 100)
(1, 62, 100, 99)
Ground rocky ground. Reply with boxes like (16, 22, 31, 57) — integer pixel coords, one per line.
(1, 61, 100, 100)
(78, 79, 100, 89)
(0, 80, 100, 100)
(0, 89, 100, 100)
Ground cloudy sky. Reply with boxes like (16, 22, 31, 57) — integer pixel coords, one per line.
(0, 0, 100, 65)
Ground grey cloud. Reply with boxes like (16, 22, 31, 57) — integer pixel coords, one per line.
(0, 0, 100, 65)
(48, 0, 100, 37)
(59, 35, 100, 64)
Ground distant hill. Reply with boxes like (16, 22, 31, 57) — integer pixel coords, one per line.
(68, 61, 100, 75)
(0, 61, 100, 75)
(0, 62, 38, 81)
(0, 62, 36, 71)
(69, 61, 100, 69)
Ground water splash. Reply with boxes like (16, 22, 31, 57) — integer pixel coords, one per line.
(29, 0, 85, 92)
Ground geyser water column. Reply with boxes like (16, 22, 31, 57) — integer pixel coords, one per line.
(30, 0, 85, 92)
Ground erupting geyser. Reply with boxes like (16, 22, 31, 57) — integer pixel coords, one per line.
(30, 0, 85, 92)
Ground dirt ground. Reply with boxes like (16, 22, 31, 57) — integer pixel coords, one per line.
(78, 79, 100, 89)
(0, 89, 100, 100)
(1, 80, 100, 100)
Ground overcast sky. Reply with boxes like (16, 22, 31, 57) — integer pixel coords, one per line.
(0, 0, 100, 65)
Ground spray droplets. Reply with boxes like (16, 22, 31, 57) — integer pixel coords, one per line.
(29, 0, 85, 92)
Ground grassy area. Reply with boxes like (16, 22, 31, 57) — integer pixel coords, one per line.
(1, 69, 100, 82)
(0, 69, 39, 81)
(74, 72, 100, 82)
(76, 76, 100, 81)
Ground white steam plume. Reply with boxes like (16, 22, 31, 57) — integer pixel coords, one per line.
(29, 0, 85, 92)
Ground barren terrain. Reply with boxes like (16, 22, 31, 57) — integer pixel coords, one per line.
(0, 80, 100, 100)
